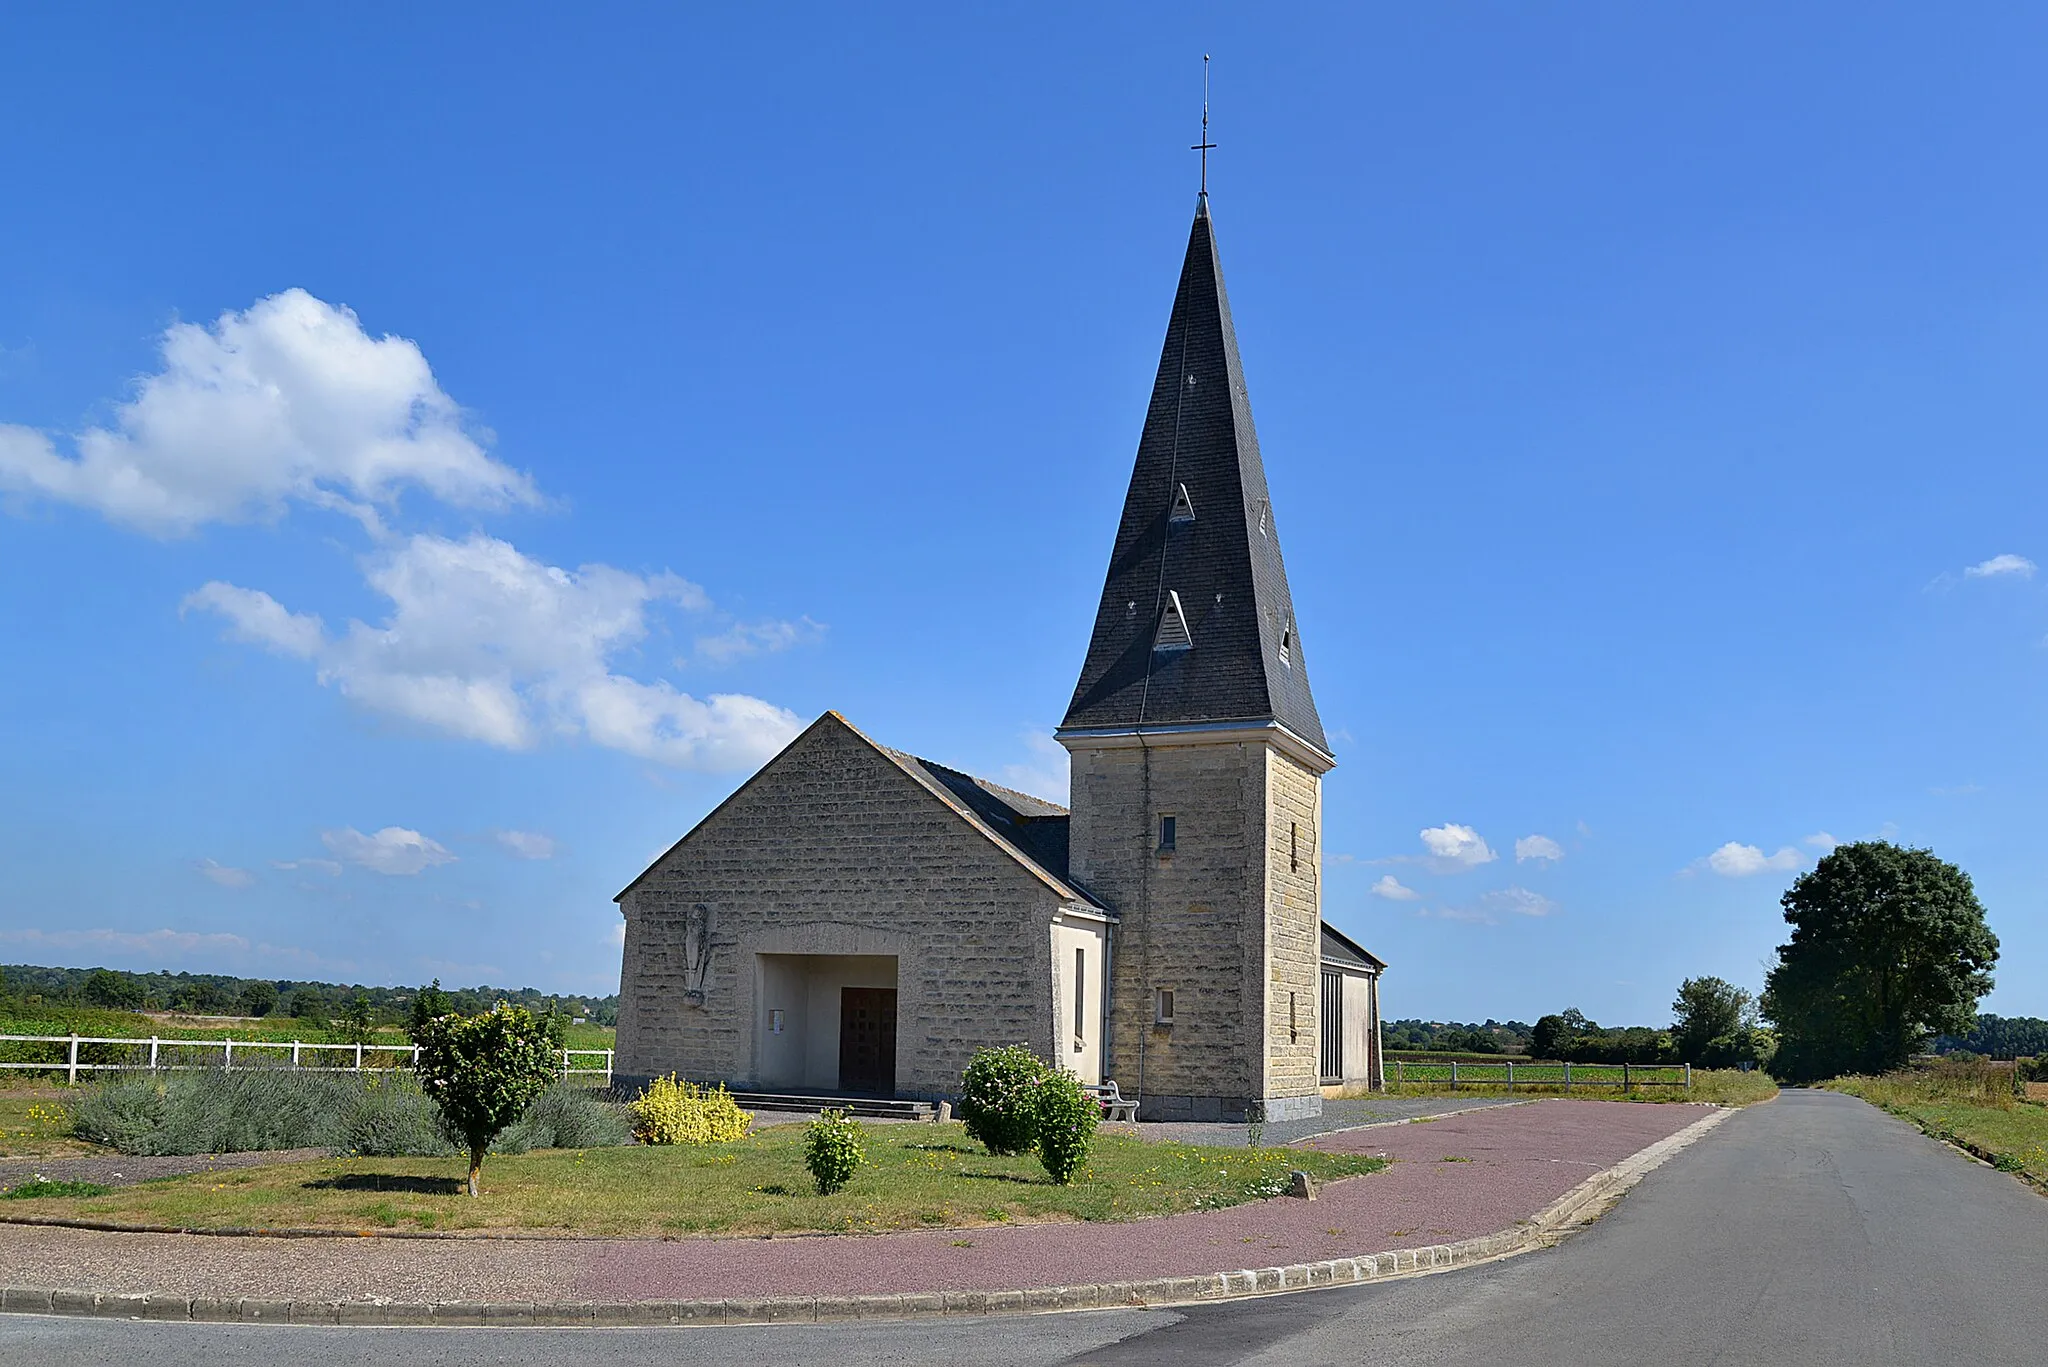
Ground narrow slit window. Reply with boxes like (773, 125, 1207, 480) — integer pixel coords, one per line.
(1073, 946, 1087, 1050)
(1169, 482, 1196, 524)
(1155, 987, 1176, 1025)
(1159, 814, 1177, 852)
(1280, 625, 1293, 668)
(1154, 590, 1193, 652)
(1289, 991, 1298, 1044)
(1290, 822, 1298, 872)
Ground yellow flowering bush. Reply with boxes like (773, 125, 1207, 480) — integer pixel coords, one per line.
(630, 1075, 752, 1145)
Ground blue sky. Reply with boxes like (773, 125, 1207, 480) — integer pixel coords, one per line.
(2, 6, 2044, 1024)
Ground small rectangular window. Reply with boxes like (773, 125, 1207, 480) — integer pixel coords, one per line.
(1073, 946, 1087, 1050)
(1159, 814, 1177, 852)
(1155, 987, 1175, 1025)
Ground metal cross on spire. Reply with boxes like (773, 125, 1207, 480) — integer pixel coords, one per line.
(1192, 54, 1216, 194)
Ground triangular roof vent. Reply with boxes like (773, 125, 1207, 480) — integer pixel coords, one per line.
(1169, 482, 1196, 524)
(1153, 590, 1193, 652)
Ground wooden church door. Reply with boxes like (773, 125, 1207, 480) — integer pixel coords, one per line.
(838, 987, 898, 1095)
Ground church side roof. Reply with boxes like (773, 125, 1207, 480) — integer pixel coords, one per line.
(1321, 921, 1387, 972)
(617, 711, 1106, 913)
(1059, 195, 1329, 756)
(873, 748, 1078, 899)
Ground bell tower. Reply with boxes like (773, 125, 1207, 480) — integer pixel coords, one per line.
(1058, 193, 1333, 1123)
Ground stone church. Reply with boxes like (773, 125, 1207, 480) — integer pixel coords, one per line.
(615, 192, 1385, 1122)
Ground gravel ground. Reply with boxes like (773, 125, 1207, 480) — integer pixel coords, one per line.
(0, 1100, 1711, 1303)
(0, 1149, 333, 1189)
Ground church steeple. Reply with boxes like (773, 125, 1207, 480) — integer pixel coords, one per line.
(1058, 198, 1329, 759)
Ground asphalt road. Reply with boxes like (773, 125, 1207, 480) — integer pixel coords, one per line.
(4, 1090, 2043, 1366)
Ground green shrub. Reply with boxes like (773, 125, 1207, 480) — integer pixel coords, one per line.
(804, 1108, 865, 1195)
(71, 1069, 357, 1155)
(1031, 1069, 1098, 1185)
(345, 1074, 455, 1157)
(629, 1075, 753, 1145)
(959, 1045, 1049, 1156)
(498, 1084, 632, 1152)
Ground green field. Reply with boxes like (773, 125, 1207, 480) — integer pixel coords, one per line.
(0, 1121, 1387, 1237)
(1374, 1067, 1776, 1107)
(0, 1011, 616, 1075)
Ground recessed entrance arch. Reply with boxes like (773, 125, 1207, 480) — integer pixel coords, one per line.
(754, 953, 900, 1095)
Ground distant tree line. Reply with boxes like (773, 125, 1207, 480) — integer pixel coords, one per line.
(1382, 1020, 1532, 1054)
(1931, 1015, 2048, 1060)
(0, 963, 617, 1028)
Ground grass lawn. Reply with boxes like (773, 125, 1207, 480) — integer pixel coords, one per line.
(1367, 1068, 1777, 1108)
(0, 1121, 1386, 1237)
(0, 1090, 88, 1158)
(1827, 1076, 2048, 1188)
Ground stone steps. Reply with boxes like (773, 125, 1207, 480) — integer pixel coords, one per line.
(728, 1091, 937, 1121)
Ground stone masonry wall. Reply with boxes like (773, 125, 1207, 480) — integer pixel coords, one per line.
(1067, 739, 1265, 1117)
(1263, 748, 1323, 1106)
(615, 717, 1062, 1099)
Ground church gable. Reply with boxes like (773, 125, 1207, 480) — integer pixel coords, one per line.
(618, 711, 1088, 913)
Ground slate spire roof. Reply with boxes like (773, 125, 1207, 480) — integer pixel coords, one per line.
(1058, 194, 1329, 756)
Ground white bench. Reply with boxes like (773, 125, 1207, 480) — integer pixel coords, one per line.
(1084, 1081, 1140, 1123)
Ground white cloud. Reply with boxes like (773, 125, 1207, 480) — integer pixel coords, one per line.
(196, 859, 255, 889)
(0, 289, 537, 536)
(0, 925, 347, 972)
(609, 921, 627, 948)
(1370, 875, 1421, 902)
(693, 616, 825, 665)
(999, 731, 1071, 806)
(1514, 834, 1564, 864)
(1483, 886, 1557, 918)
(272, 858, 343, 877)
(1701, 841, 1803, 877)
(185, 532, 802, 771)
(321, 825, 457, 876)
(1804, 832, 1838, 851)
(1419, 823, 1497, 870)
(495, 830, 558, 860)
(1419, 905, 1497, 925)
(1964, 553, 2035, 580)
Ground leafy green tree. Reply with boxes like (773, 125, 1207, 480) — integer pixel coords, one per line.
(1763, 842, 1997, 1082)
(238, 981, 279, 1017)
(330, 991, 378, 1048)
(287, 988, 328, 1022)
(82, 968, 145, 1010)
(1531, 1009, 1592, 1060)
(1671, 977, 1752, 1065)
(413, 1002, 558, 1196)
(409, 979, 453, 1038)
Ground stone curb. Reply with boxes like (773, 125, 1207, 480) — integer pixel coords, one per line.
(0, 1106, 1735, 1328)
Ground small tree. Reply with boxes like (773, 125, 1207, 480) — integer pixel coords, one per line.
(413, 1002, 558, 1196)
(330, 991, 378, 1049)
(239, 981, 279, 1018)
(409, 979, 453, 1039)
(1671, 977, 1751, 1065)
(1764, 841, 1998, 1082)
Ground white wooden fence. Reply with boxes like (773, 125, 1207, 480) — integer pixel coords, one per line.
(0, 1034, 614, 1086)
